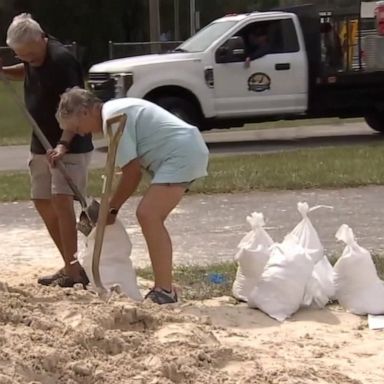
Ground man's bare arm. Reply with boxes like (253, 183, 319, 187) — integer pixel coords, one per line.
(1, 64, 25, 81)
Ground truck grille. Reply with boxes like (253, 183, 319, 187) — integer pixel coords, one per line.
(87, 72, 115, 101)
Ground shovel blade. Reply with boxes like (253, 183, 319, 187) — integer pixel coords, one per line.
(76, 199, 100, 236)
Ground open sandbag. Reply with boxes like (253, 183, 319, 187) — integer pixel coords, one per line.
(232, 212, 273, 302)
(78, 219, 142, 301)
(334, 224, 384, 315)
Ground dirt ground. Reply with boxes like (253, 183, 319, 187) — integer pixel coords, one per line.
(1, 187, 384, 383)
(0, 268, 383, 384)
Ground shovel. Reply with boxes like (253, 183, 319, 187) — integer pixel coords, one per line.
(0, 71, 99, 236)
(91, 113, 126, 294)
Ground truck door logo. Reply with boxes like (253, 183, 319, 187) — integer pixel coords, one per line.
(248, 73, 271, 92)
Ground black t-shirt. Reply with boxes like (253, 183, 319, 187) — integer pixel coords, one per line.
(24, 37, 93, 154)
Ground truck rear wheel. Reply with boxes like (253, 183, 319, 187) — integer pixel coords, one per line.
(365, 113, 384, 134)
(154, 96, 202, 128)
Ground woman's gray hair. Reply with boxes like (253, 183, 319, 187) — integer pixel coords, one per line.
(56, 87, 101, 127)
(6, 13, 44, 48)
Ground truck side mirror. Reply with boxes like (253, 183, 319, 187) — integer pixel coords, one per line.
(216, 36, 245, 64)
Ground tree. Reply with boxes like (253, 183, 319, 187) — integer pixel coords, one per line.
(0, 0, 16, 45)
(0, 0, 287, 66)
(195, 0, 280, 28)
(4, 0, 148, 67)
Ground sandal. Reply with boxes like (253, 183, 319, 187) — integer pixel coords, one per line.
(144, 288, 178, 305)
(52, 268, 89, 289)
(37, 268, 66, 286)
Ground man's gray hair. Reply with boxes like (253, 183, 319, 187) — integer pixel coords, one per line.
(6, 13, 44, 48)
(56, 87, 101, 126)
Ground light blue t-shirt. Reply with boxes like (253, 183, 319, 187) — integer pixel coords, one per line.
(102, 98, 209, 183)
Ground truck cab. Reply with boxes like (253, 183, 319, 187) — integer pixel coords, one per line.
(87, 3, 384, 132)
(88, 10, 308, 128)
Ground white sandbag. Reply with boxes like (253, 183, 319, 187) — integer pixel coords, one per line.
(312, 256, 335, 300)
(302, 277, 329, 309)
(285, 202, 335, 308)
(232, 212, 273, 302)
(248, 238, 315, 322)
(303, 256, 336, 308)
(285, 202, 331, 263)
(334, 224, 384, 315)
(78, 219, 143, 301)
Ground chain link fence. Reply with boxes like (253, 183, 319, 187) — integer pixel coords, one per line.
(108, 41, 183, 60)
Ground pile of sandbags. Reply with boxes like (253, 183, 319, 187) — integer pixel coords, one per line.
(232, 202, 384, 321)
(247, 203, 334, 321)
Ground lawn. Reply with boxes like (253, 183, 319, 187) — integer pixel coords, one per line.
(136, 255, 384, 300)
(0, 81, 30, 145)
(2, 143, 384, 201)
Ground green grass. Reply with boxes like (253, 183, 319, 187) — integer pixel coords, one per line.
(0, 82, 31, 145)
(137, 262, 237, 301)
(136, 255, 384, 301)
(194, 144, 384, 192)
(3, 143, 384, 201)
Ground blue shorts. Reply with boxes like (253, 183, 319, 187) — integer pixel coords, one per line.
(151, 148, 209, 184)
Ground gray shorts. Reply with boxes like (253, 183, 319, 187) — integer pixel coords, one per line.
(28, 152, 92, 199)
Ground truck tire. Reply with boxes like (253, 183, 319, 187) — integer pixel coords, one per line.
(365, 113, 384, 134)
(154, 96, 202, 128)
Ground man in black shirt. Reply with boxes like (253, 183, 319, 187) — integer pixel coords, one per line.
(1, 13, 93, 287)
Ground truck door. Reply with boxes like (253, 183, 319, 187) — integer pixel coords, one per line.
(212, 17, 308, 118)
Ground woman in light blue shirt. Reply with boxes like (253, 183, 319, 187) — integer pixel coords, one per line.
(56, 87, 209, 304)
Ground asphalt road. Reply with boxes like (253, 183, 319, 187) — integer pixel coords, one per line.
(2, 186, 384, 268)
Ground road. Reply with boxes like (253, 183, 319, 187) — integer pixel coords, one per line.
(0, 121, 382, 171)
(205, 121, 383, 154)
(1, 186, 384, 269)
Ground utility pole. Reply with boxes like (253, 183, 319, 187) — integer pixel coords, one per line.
(174, 0, 180, 41)
(190, 0, 196, 36)
(149, 0, 161, 41)
(149, 0, 161, 52)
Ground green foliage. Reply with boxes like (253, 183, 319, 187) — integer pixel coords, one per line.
(196, 0, 280, 26)
(0, 0, 282, 67)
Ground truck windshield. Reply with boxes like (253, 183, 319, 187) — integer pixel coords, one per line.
(176, 20, 237, 52)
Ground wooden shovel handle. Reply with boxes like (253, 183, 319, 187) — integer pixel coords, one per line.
(91, 113, 127, 292)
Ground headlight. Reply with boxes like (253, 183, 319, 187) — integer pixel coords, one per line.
(112, 73, 134, 98)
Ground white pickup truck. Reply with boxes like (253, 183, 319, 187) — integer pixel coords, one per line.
(87, 4, 384, 132)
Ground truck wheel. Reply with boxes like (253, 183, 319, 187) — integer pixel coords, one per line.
(154, 96, 202, 128)
(365, 113, 384, 133)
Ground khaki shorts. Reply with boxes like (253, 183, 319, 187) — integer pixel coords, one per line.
(28, 152, 92, 199)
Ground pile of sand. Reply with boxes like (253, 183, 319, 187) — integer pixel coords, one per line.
(0, 274, 383, 384)
(0, 281, 235, 384)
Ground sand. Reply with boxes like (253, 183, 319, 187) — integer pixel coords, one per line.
(0, 265, 383, 384)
